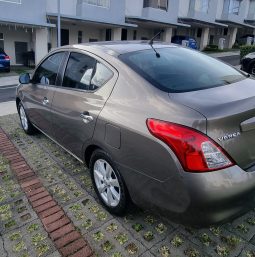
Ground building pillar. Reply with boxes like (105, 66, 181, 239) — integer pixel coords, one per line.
(162, 28, 173, 43)
(35, 28, 48, 65)
(112, 28, 122, 41)
(228, 27, 238, 49)
(200, 27, 209, 50)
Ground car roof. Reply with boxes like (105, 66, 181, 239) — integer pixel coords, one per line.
(58, 41, 178, 57)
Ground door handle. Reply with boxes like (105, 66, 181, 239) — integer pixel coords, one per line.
(80, 112, 93, 124)
(42, 97, 49, 106)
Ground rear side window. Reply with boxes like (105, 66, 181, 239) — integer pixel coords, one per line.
(62, 52, 96, 90)
(90, 62, 113, 90)
(62, 52, 113, 91)
(33, 52, 65, 85)
(119, 47, 246, 93)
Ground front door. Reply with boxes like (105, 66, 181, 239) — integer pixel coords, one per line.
(51, 51, 117, 159)
(15, 42, 27, 64)
(23, 52, 66, 136)
(61, 29, 69, 46)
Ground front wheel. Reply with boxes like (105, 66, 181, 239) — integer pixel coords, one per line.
(18, 103, 37, 135)
(89, 149, 128, 215)
(249, 61, 255, 76)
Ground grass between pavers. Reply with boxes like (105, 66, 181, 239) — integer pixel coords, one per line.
(1, 114, 255, 257)
(0, 129, 94, 257)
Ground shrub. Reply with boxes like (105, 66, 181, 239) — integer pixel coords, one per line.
(240, 45, 255, 59)
(203, 44, 219, 51)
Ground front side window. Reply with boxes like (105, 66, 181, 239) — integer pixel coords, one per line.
(119, 47, 245, 93)
(143, 0, 168, 11)
(195, 0, 210, 13)
(33, 52, 65, 85)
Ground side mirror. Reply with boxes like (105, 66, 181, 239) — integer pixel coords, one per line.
(19, 73, 30, 84)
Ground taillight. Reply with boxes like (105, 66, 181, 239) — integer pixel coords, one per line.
(146, 119, 234, 172)
(4, 56, 10, 60)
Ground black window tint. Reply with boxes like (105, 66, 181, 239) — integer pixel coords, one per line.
(90, 62, 113, 90)
(62, 52, 96, 90)
(33, 52, 65, 85)
(119, 47, 245, 93)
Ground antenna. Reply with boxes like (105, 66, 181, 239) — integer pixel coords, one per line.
(149, 29, 164, 58)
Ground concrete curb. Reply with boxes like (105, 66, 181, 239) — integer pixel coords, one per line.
(0, 129, 94, 257)
(0, 76, 19, 87)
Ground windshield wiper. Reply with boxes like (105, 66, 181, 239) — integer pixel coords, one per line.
(149, 30, 164, 58)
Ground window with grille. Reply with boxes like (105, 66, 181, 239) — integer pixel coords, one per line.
(224, 0, 241, 15)
(82, 0, 110, 8)
(143, 0, 168, 11)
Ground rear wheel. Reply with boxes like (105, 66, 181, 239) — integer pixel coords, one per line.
(89, 149, 128, 215)
(5, 68, 10, 73)
(18, 103, 37, 135)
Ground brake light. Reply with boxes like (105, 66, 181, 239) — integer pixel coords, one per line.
(4, 56, 10, 60)
(146, 119, 234, 172)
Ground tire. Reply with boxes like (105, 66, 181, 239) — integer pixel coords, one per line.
(248, 61, 255, 76)
(18, 103, 37, 135)
(5, 68, 10, 73)
(89, 149, 128, 215)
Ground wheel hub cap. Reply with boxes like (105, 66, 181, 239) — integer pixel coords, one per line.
(93, 159, 121, 207)
(19, 106, 28, 131)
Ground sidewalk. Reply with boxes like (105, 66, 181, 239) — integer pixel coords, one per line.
(0, 76, 19, 87)
(207, 50, 240, 58)
(0, 101, 17, 116)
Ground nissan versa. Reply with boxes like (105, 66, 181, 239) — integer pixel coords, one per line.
(16, 41, 255, 225)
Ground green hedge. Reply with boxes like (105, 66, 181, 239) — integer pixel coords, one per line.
(240, 45, 255, 59)
(203, 44, 219, 51)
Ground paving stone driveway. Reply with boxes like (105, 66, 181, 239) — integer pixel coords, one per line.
(1, 114, 255, 257)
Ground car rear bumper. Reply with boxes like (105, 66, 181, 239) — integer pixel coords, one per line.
(123, 164, 255, 226)
(178, 165, 255, 225)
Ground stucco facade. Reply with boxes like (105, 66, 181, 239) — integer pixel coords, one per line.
(0, 0, 254, 65)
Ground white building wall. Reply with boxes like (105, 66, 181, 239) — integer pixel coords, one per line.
(216, 0, 224, 19)
(47, 0, 77, 16)
(0, 26, 32, 65)
(125, 0, 144, 17)
(178, 0, 190, 17)
(50, 24, 104, 49)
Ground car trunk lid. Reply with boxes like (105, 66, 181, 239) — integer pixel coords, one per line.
(169, 78, 255, 170)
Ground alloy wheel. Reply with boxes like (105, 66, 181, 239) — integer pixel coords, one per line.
(93, 159, 121, 207)
(19, 106, 28, 131)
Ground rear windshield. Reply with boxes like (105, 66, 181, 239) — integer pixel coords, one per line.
(119, 47, 245, 93)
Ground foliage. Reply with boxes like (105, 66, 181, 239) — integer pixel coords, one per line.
(240, 45, 255, 59)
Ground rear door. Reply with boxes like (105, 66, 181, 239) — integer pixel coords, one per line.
(23, 51, 66, 136)
(50, 51, 118, 159)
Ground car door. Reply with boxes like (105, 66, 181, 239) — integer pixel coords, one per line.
(50, 51, 118, 159)
(23, 51, 66, 136)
